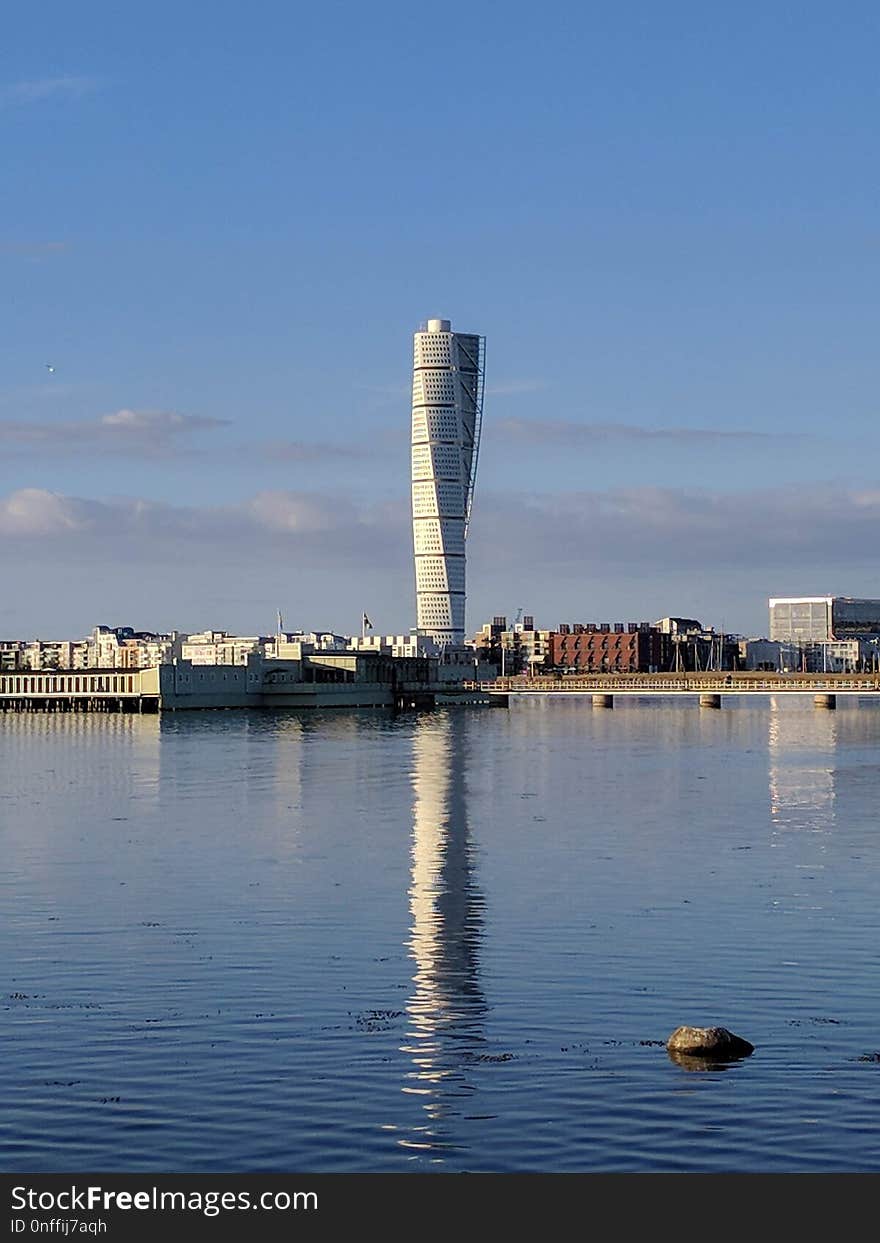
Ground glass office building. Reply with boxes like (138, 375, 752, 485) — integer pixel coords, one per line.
(830, 598, 880, 639)
(769, 596, 880, 643)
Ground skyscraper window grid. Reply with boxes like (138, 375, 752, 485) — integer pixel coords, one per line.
(411, 318, 485, 649)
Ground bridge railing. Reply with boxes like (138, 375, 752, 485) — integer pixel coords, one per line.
(463, 673, 880, 693)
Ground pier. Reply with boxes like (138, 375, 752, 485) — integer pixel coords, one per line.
(0, 661, 504, 713)
(0, 668, 157, 712)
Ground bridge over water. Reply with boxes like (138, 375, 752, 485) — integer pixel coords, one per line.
(468, 672, 880, 709)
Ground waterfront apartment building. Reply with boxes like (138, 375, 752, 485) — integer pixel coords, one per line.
(1, 640, 86, 671)
(1, 627, 181, 670)
(181, 631, 265, 666)
(90, 625, 183, 669)
(411, 318, 485, 649)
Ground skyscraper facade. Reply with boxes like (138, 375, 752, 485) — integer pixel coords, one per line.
(411, 318, 485, 648)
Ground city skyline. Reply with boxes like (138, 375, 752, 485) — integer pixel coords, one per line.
(2, 5, 878, 639)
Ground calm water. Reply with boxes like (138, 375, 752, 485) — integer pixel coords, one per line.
(2, 698, 879, 1173)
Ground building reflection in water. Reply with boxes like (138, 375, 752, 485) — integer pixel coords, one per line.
(0, 710, 162, 814)
(399, 711, 486, 1155)
(768, 699, 838, 837)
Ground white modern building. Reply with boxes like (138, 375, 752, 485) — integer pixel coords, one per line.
(411, 318, 485, 649)
(181, 630, 263, 666)
(348, 633, 430, 659)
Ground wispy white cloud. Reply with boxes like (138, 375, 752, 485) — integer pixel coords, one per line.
(493, 416, 790, 445)
(245, 490, 359, 534)
(0, 411, 384, 464)
(472, 483, 879, 572)
(0, 409, 229, 457)
(2, 76, 99, 106)
(0, 487, 407, 569)
(99, 409, 224, 435)
(0, 488, 97, 536)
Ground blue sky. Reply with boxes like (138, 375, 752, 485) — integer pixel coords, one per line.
(2, 2, 878, 638)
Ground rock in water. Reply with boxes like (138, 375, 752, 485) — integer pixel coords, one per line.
(666, 1026, 754, 1059)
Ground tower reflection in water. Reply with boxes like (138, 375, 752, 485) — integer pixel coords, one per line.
(768, 700, 838, 837)
(399, 711, 486, 1156)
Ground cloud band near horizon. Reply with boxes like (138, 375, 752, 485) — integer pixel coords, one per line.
(1, 483, 876, 575)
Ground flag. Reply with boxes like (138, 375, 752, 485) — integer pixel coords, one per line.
(277, 610, 284, 633)
(363, 613, 373, 630)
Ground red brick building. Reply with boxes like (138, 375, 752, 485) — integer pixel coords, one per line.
(549, 624, 664, 673)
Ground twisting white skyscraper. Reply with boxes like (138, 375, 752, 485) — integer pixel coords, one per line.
(411, 318, 485, 648)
